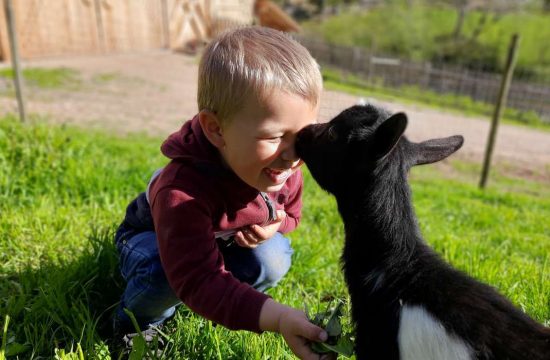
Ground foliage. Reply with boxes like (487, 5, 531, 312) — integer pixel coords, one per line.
(302, 2, 550, 77)
(308, 300, 354, 357)
(0, 115, 548, 358)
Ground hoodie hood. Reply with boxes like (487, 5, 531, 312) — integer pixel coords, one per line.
(161, 115, 221, 165)
(159, 115, 257, 198)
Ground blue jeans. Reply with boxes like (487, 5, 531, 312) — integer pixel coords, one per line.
(114, 227, 294, 331)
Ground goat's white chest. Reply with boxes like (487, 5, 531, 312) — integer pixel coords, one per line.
(398, 305, 473, 360)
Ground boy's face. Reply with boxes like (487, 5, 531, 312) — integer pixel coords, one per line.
(220, 90, 319, 192)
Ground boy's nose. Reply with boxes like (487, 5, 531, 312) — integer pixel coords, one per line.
(280, 145, 300, 165)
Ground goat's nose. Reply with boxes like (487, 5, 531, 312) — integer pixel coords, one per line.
(296, 128, 312, 147)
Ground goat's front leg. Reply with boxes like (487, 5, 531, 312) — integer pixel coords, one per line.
(353, 302, 401, 360)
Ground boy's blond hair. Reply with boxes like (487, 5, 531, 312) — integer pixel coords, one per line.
(198, 26, 323, 122)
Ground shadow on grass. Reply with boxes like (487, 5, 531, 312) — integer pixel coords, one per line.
(1, 227, 126, 358)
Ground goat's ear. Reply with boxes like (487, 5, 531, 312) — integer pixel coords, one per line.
(411, 135, 464, 166)
(372, 112, 408, 160)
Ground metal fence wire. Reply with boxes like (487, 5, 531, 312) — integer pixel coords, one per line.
(297, 36, 550, 124)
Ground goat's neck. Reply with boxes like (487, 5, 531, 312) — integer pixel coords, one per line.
(337, 160, 421, 266)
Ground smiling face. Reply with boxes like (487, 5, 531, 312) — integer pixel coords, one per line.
(217, 90, 319, 192)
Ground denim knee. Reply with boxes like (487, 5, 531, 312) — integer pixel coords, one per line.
(252, 233, 294, 291)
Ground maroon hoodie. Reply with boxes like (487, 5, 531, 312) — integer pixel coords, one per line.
(148, 115, 303, 332)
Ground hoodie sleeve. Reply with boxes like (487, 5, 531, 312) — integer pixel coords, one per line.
(278, 170, 303, 234)
(151, 187, 270, 332)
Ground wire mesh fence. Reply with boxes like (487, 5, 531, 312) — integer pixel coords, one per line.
(297, 36, 550, 124)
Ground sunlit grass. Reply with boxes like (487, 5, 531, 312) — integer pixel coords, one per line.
(0, 115, 548, 358)
(0, 68, 81, 90)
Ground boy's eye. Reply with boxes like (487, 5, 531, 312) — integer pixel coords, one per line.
(259, 136, 282, 142)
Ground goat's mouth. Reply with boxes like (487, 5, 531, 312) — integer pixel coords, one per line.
(295, 124, 325, 162)
(295, 133, 312, 163)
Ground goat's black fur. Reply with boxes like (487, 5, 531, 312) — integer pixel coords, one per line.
(296, 105, 550, 360)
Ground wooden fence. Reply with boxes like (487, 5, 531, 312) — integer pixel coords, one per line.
(0, 0, 254, 60)
(299, 37, 550, 123)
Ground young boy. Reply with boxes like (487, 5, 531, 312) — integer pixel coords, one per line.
(114, 26, 329, 359)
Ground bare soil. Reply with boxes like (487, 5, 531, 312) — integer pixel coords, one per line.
(1, 50, 549, 181)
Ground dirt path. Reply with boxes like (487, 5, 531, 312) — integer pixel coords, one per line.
(1, 50, 549, 179)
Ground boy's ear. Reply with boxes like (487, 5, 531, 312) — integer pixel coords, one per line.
(372, 112, 408, 160)
(198, 110, 225, 149)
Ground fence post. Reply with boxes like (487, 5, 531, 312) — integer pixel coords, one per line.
(479, 33, 520, 189)
(352, 46, 361, 73)
(4, 0, 26, 123)
(93, 0, 106, 53)
(161, 0, 170, 48)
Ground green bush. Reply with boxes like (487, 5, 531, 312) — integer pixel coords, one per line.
(303, 3, 550, 77)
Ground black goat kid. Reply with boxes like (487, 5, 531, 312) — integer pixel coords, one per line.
(295, 105, 550, 360)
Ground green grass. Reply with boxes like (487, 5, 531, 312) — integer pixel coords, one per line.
(0, 68, 81, 90)
(0, 67, 155, 100)
(0, 115, 548, 358)
(322, 68, 550, 130)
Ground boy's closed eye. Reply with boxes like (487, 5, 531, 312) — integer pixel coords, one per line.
(258, 135, 284, 143)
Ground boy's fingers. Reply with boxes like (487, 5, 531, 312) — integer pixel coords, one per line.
(234, 232, 246, 247)
(249, 224, 267, 239)
(243, 228, 261, 243)
(286, 337, 318, 360)
(276, 210, 286, 221)
(301, 321, 328, 343)
(282, 331, 321, 360)
(234, 232, 257, 248)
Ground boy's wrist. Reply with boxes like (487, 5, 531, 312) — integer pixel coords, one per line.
(259, 298, 290, 333)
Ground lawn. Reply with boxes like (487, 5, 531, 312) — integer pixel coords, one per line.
(0, 68, 81, 91)
(0, 116, 548, 359)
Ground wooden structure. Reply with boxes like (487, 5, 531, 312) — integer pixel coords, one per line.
(0, 0, 169, 60)
(254, 0, 300, 33)
(0, 0, 300, 61)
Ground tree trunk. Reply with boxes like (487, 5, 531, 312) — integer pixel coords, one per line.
(453, 5, 467, 39)
(470, 11, 488, 41)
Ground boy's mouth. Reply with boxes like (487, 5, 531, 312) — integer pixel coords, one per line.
(264, 167, 293, 184)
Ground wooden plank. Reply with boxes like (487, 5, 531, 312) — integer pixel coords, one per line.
(98, 0, 164, 53)
(0, 0, 10, 61)
(7, 0, 100, 59)
(161, 0, 170, 47)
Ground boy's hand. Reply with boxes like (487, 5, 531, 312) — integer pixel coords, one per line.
(279, 308, 336, 360)
(234, 210, 286, 248)
(260, 299, 334, 360)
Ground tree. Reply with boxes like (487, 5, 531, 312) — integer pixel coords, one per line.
(436, 0, 526, 40)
